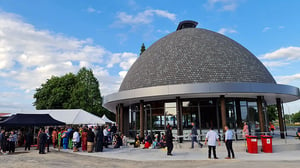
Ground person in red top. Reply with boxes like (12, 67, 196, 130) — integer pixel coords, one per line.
(52, 129, 57, 148)
(81, 128, 88, 151)
(269, 122, 275, 135)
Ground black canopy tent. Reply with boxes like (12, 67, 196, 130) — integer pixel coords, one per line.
(0, 114, 65, 126)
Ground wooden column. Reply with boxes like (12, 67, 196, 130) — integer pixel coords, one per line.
(139, 100, 144, 139)
(257, 96, 265, 133)
(235, 99, 242, 128)
(119, 104, 124, 134)
(115, 105, 119, 132)
(220, 95, 227, 135)
(276, 98, 285, 139)
(123, 106, 129, 136)
(176, 97, 183, 142)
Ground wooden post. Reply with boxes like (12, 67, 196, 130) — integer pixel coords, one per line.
(257, 96, 265, 133)
(120, 104, 124, 134)
(220, 95, 227, 136)
(115, 105, 119, 132)
(176, 97, 183, 143)
(276, 98, 285, 139)
(140, 100, 144, 139)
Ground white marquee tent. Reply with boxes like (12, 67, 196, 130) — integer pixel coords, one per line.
(10, 109, 106, 125)
(101, 114, 114, 123)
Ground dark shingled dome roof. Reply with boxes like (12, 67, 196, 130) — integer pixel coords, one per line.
(119, 28, 276, 91)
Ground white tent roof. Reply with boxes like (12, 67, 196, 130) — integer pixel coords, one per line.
(101, 114, 114, 123)
(12, 109, 105, 125)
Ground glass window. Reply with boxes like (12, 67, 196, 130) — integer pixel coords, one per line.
(165, 102, 177, 128)
(248, 101, 259, 135)
(241, 106, 248, 120)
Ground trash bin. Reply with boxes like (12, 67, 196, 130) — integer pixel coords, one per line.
(261, 135, 272, 153)
(246, 135, 258, 153)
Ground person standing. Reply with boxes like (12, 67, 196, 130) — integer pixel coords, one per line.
(62, 128, 69, 149)
(24, 129, 33, 151)
(72, 128, 80, 152)
(36, 128, 42, 150)
(52, 128, 57, 148)
(8, 131, 17, 153)
(68, 128, 74, 149)
(204, 127, 220, 159)
(87, 128, 95, 153)
(103, 126, 109, 148)
(242, 122, 249, 138)
(57, 128, 62, 151)
(45, 129, 51, 152)
(3, 132, 9, 153)
(0, 129, 5, 153)
(81, 128, 88, 151)
(297, 127, 300, 139)
(166, 124, 174, 156)
(95, 127, 104, 152)
(191, 122, 203, 148)
(269, 122, 275, 135)
(39, 129, 47, 154)
(224, 126, 235, 159)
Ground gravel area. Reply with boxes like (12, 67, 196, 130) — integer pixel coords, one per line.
(1, 147, 300, 168)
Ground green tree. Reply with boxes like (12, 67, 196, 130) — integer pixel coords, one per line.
(33, 67, 113, 119)
(140, 43, 146, 55)
(34, 73, 76, 109)
(267, 105, 278, 122)
(68, 67, 104, 116)
(291, 111, 300, 123)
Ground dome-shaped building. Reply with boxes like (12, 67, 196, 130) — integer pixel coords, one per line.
(104, 21, 300, 139)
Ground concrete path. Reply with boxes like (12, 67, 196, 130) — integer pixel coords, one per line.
(56, 139, 300, 161)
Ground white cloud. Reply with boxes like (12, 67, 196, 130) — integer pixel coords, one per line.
(262, 27, 271, 32)
(107, 52, 138, 70)
(261, 46, 300, 61)
(116, 9, 176, 25)
(275, 73, 300, 84)
(262, 61, 289, 68)
(0, 11, 137, 100)
(119, 71, 127, 78)
(218, 28, 237, 35)
(87, 7, 102, 14)
(205, 0, 239, 11)
(157, 29, 171, 34)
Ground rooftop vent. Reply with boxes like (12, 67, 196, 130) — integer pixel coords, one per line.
(176, 20, 198, 31)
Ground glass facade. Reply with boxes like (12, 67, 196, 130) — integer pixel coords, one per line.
(127, 98, 265, 139)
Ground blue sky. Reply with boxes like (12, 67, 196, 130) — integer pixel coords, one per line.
(0, 0, 300, 113)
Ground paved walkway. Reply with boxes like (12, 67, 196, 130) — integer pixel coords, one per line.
(56, 138, 300, 161)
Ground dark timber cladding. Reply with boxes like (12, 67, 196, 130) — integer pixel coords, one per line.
(139, 100, 144, 139)
(104, 20, 300, 140)
(220, 95, 226, 133)
(277, 98, 285, 139)
(176, 97, 183, 142)
(257, 96, 265, 132)
(119, 104, 124, 134)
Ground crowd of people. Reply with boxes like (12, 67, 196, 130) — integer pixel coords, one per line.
(0, 129, 18, 154)
(44, 124, 120, 153)
(2, 121, 286, 159)
(0, 123, 123, 154)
